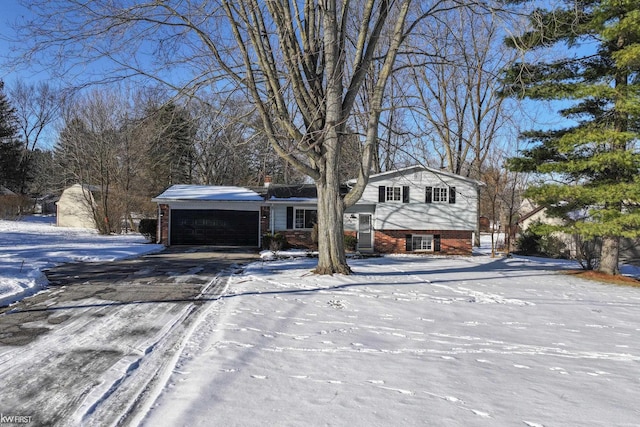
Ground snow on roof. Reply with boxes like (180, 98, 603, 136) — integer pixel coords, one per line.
(153, 185, 264, 202)
(268, 197, 317, 202)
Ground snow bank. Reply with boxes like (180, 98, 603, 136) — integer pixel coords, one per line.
(0, 216, 164, 306)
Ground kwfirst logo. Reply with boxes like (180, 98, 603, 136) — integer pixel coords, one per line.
(0, 414, 32, 424)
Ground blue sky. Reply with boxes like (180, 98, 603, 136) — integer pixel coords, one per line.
(0, 0, 48, 85)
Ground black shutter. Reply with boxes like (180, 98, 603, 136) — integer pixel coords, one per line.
(378, 186, 386, 202)
(405, 234, 413, 251)
(425, 187, 432, 203)
(286, 206, 294, 229)
(402, 186, 410, 203)
(449, 187, 456, 204)
(434, 234, 441, 252)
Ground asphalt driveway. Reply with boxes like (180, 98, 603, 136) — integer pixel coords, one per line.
(0, 247, 257, 426)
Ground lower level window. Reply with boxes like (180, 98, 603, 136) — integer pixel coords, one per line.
(412, 234, 433, 251)
(295, 208, 317, 229)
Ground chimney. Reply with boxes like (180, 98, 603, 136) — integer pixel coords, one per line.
(264, 175, 272, 188)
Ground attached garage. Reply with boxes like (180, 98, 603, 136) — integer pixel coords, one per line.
(170, 209, 259, 246)
(152, 185, 265, 247)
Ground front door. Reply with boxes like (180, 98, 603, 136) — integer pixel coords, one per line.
(357, 214, 373, 251)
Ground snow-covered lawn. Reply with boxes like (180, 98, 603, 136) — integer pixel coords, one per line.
(0, 216, 163, 306)
(2, 218, 640, 426)
(139, 253, 640, 427)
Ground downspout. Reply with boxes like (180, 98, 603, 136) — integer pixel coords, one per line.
(156, 204, 161, 244)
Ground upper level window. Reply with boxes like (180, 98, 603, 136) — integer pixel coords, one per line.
(386, 186, 402, 202)
(379, 185, 409, 203)
(426, 186, 456, 204)
(433, 187, 448, 203)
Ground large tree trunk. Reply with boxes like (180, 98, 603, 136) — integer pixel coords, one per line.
(599, 235, 620, 275)
(314, 173, 351, 275)
(475, 186, 481, 247)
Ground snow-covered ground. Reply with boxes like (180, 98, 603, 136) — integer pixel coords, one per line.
(138, 250, 640, 426)
(2, 218, 640, 426)
(0, 216, 163, 306)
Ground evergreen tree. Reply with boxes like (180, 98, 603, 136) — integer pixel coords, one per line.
(140, 102, 196, 195)
(506, 0, 640, 275)
(0, 81, 23, 192)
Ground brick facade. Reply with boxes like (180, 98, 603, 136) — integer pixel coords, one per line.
(374, 229, 472, 255)
(159, 204, 170, 245)
(279, 230, 317, 250)
(273, 228, 472, 255)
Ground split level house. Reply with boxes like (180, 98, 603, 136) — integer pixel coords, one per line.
(152, 165, 484, 255)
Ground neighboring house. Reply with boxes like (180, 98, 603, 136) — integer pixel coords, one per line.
(152, 166, 484, 255)
(516, 200, 640, 263)
(35, 194, 60, 215)
(56, 184, 99, 229)
(0, 186, 21, 218)
(515, 199, 565, 233)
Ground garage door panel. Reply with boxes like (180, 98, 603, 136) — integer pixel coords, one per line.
(171, 209, 259, 246)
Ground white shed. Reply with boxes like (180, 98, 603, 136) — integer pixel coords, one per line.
(56, 184, 98, 229)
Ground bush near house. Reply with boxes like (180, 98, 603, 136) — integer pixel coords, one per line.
(344, 234, 358, 251)
(262, 233, 288, 251)
(516, 227, 567, 259)
(138, 218, 157, 242)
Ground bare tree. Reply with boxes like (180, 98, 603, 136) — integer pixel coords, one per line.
(56, 90, 129, 234)
(8, 79, 61, 194)
(404, 5, 519, 246)
(480, 145, 528, 256)
(16, 0, 503, 273)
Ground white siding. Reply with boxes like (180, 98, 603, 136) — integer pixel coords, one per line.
(270, 203, 317, 231)
(375, 200, 476, 230)
(355, 168, 479, 231)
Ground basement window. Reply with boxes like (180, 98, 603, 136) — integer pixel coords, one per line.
(411, 235, 434, 251)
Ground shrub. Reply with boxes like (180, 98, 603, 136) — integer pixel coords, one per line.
(517, 228, 568, 258)
(262, 233, 288, 251)
(344, 234, 358, 251)
(0, 195, 32, 219)
(516, 229, 541, 255)
(138, 218, 157, 242)
(574, 234, 600, 270)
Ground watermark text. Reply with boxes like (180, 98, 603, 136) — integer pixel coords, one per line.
(0, 414, 32, 425)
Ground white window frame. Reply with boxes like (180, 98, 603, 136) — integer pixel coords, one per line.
(432, 187, 449, 203)
(294, 208, 317, 229)
(385, 186, 402, 202)
(412, 234, 434, 252)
